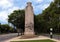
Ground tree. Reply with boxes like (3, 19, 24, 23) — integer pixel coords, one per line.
(41, 0, 60, 33)
(8, 10, 25, 36)
(34, 0, 60, 34)
(0, 24, 14, 33)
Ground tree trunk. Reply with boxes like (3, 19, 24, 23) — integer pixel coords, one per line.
(17, 28, 20, 36)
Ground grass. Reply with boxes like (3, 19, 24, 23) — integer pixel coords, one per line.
(11, 39, 56, 42)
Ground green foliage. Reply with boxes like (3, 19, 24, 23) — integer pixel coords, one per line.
(0, 24, 15, 34)
(8, 10, 25, 34)
(34, 0, 60, 34)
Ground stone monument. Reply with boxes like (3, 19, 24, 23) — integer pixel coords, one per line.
(20, 2, 35, 39)
(24, 2, 35, 36)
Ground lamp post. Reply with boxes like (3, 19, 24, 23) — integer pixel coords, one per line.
(50, 28, 53, 39)
(49, 16, 53, 39)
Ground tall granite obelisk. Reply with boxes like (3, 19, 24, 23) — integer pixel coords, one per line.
(24, 2, 34, 36)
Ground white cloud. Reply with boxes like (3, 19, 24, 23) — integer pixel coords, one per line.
(48, 0, 53, 2)
(0, 0, 13, 9)
(0, 0, 21, 24)
(0, 6, 20, 23)
(8, 6, 25, 14)
(41, 4, 50, 10)
(0, 11, 8, 24)
(0, 11, 8, 19)
(37, 0, 43, 2)
(27, 0, 43, 3)
(8, 7, 20, 14)
(0, 0, 25, 24)
(34, 4, 50, 10)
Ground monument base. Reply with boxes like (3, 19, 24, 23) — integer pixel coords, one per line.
(24, 32, 35, 35)
(20, 35, 37, 39)
(20, 32, 37, 39)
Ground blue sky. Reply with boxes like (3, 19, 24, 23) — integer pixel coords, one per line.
(0, 0, 53, 24)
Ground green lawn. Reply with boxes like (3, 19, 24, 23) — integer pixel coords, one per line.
(11, 39, 56, 42)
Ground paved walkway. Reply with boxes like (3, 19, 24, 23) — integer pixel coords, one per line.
(5, 35, 60, 42)
(0, 33, 18, 42)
